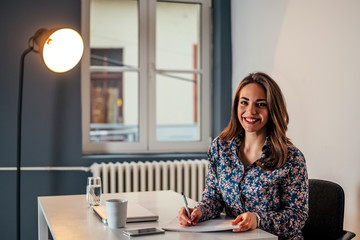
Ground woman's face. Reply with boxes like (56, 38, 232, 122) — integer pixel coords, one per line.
(238, 83, 269, 135)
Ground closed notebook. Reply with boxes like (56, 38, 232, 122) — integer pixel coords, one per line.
(93, 203, 158, 224)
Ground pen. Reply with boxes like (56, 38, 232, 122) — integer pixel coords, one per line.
(181, 192, 191, 223)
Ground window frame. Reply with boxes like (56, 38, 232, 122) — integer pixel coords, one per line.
(81, 0, 212, 154)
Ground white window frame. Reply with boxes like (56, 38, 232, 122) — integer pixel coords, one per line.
(81, 0, 212, 154)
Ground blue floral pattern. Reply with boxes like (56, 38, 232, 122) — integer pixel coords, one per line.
(196, 135, 309, 239)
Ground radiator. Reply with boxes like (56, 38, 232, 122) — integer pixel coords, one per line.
(89, 159, 208, 201)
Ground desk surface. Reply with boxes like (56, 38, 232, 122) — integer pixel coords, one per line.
(38, 190, 278, 240)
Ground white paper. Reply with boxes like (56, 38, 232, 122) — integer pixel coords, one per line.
(162, 217, 238, 232)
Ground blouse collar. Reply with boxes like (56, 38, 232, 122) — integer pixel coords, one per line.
(233, 131, 272, 159)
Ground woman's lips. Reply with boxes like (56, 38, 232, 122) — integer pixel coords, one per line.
(243, 117, 259, 124)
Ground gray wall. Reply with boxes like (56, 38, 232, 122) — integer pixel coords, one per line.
(0, 0, 232, 239)
(0, 0, 89, 239)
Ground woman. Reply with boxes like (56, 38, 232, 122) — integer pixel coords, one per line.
(178, 72, 309, 239)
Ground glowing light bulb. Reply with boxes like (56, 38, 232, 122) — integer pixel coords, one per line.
(42, 28, 84, 73)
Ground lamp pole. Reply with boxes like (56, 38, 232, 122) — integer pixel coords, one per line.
(17, 47, 33, 240)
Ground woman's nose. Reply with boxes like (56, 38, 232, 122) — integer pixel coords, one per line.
(247, 103, 257, 114)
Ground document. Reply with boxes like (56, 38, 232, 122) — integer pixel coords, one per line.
(162, 216, 238, 232)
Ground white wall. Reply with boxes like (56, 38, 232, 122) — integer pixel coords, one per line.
(232, 0, 360, 235)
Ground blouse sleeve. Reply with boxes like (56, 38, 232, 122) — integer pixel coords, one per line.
(195, 139, 225, 221)
(259, 148, 309, 239)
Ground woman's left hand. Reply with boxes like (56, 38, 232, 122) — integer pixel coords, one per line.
(231, 212, 258, 232)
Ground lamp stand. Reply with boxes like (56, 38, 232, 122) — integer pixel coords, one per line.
(17, 47, 33, 240)
(16, 27, 83, 240)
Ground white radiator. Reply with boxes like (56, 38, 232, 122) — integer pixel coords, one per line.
(89, 159, 208, 201)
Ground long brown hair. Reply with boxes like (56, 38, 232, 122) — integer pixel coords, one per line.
(219, 72, 290, 170)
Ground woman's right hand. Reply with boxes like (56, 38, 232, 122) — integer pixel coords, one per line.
(178, 207, 202, 226)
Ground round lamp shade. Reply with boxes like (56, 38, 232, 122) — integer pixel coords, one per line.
(41, 28, 84, 73)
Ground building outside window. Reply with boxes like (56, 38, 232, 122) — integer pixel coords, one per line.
(90, 48, 128, 141)
(81, 0, 212, 154)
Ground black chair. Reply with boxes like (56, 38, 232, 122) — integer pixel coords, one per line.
(302, 179, 356, 240)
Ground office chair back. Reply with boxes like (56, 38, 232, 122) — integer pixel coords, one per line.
(302, 179, 355, 240)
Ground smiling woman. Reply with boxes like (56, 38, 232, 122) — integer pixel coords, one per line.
(221, 72, 290, 170)
(178, 72, 309, 240)
(237, 83, 269, 136)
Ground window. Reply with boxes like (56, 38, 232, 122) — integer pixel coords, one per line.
(90, 48, 130, 142)
(81, 0, 211, 154)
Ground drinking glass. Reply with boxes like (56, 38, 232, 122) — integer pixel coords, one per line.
(86, 176, 102, 207)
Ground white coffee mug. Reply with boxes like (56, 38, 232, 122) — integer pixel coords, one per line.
(106, 199, 128, 229)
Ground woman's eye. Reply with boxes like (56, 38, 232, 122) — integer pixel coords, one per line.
(240, 101, 248, 105)
(257, 102, 267, 107)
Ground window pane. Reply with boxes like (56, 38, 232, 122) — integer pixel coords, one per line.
(90, 72, 139, 142)
(156, 73, 201, 142)
(156, 2, 201, 70)
(90, 0, 138, 68)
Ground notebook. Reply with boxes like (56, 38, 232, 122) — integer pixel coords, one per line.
(92, 203, 158, 224)
(162, 216, 238, 232)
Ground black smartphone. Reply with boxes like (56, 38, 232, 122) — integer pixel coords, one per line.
(123, 227, 165, 237)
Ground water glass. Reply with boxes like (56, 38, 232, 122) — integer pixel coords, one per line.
(86, 176, 102, 207)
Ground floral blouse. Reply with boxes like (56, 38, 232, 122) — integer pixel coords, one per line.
(196, 135, 309, 239)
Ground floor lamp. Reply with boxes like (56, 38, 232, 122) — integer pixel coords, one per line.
(17, 28, 83, 240)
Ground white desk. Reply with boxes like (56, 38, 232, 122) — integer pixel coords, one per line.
(38, 190, 278, 240)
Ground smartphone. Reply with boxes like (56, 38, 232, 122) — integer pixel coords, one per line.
(123, 227, 165, 237)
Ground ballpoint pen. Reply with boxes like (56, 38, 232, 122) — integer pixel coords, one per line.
(181, 192, 192, 224)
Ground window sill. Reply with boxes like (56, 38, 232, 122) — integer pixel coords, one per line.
(82, 152, 207, 163)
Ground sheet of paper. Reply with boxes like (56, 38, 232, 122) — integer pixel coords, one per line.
(162, 217, 238, 232)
